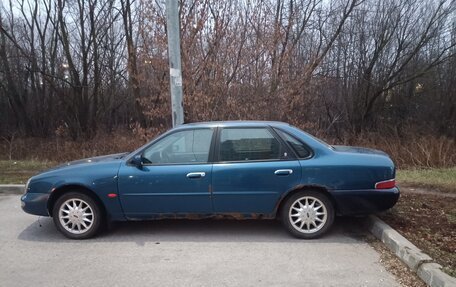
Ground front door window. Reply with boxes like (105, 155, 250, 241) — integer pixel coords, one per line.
(142, 129, 214, 164)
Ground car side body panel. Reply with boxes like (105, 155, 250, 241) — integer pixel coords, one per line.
(22, 160, 126, 221)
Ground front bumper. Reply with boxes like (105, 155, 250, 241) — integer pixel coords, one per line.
(330, 187, 400, 216)
(21, 192, 50, 216)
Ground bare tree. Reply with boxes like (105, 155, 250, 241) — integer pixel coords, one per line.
(0, 0, 455, 140)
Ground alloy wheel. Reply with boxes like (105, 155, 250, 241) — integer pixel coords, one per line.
(58, 198, 94, 234)
(288, 196, 328, 234)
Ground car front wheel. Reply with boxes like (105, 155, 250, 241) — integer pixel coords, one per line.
(281, 190, 335, 239)
(52, 191, 102, 239)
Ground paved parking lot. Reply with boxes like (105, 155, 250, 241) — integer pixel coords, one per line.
(0, 195, 399, 286)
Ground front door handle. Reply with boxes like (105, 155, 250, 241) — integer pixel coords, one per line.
(274, 169, 293, 176)
(186, 172, 206, 179)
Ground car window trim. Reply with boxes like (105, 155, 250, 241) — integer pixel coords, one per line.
(213, 126, 296, 164)
(207, 126, 219, 163)
(128, 127, 216, 166)
(272, 127, 314, 160)
(268, 126, 297, 160)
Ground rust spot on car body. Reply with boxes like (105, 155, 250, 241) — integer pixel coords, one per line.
(126, 213, 275, 221)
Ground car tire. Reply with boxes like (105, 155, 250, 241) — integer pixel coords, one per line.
(52, 191, 103, 239)
(281, 190, 335, 239)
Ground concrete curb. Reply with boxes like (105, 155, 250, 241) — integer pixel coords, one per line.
(367, 215, 456, 287)
(0, 184, 25, 194)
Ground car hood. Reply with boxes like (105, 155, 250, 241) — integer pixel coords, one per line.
(331, 145, 389, 157)
(48, 152, 129, 171)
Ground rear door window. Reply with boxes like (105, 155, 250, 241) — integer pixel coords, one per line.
(218, 128, 282, 161)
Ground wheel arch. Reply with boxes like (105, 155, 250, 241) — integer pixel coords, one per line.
(275, 184, 339, 218)
(47, 184, 107, 218)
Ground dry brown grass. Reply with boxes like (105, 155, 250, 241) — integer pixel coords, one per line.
(0, 130, 147, 162)
(1, 128, 455, 168)
(322, 132, 456, 168)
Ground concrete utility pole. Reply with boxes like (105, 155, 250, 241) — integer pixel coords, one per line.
(165, 0, 184, 127)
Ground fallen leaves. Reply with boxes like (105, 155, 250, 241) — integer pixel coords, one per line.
(379, 192, 456, 277)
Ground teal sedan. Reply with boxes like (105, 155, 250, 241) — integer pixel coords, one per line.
(21, 121, 399, 239)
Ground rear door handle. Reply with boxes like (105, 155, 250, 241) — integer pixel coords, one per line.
(274, 169, 293, 176)
(186, 172, 206, 179)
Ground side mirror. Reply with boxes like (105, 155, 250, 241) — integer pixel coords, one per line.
(129, 154, 143, 167)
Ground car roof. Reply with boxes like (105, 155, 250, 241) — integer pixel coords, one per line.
(178, 120, 291, 129)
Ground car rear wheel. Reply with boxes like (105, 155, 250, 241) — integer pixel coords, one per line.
(281, 190, 335, 239)
(52, 192, 102, 239)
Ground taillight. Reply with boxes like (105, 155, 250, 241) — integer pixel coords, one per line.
(375, 179, 396, 189)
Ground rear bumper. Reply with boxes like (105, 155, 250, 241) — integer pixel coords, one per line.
(329, 187, 400, 216)
(21, 192, 50, 216)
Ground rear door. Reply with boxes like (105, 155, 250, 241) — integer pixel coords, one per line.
(211, 127, 301, 214)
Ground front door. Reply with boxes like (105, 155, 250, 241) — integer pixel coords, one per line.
(118, 128, 215, 218)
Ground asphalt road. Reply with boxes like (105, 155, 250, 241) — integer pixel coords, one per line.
(0, 195, 399, 287)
